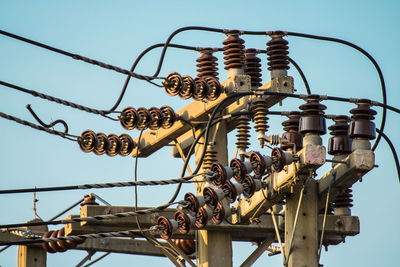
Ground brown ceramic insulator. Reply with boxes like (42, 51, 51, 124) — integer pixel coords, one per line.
(349, 99, 377, 140)
(249, 151, 267, 176)
(48, 230, 67, 252)
(222, 30, 245, 70)
(328, 115, 351, 155)
(119, 107, 138, 130)
(212, 202, 229, 224)
(174, 211, 192, 234)
(281, 111, 302, 150)
(203, 187, 220, 208)
(251, 98, 269, 148)
(235, 115, 251, 152)
(333, 188, 353, 208)
(202, 143, 218, 171)
(244, 48, 262, 87)
(266, 31, 290, 71)
(298, 95, 327, 135)
(119, 134, 136, 156)
(93, 132, 109, 155)
(163, 72, 182, 96)
(160, 105, 176, 129)
(242, 174, 257, 198)
(221, 180, 238, 203)
(196, 49, 219, 79)
(195, 207, 210, 229)
(106, 134, 122, 157)
(78, 130, 97, 153)
(136, 108, 152, 130)
(148, 107, 164, 130)
(184, 192, 201, 214)
(56, 228, 78, 251)
(210, 162, 228, 187)
(205, 76, 222, 101)
(193, 77, 208, 101)
(173, 239, 195, 255)
(42, 231, 56, 253)
(271, 147, 286, 172)
(157, 216, 174, 240)
(180, 76, 195, 100)
(80, 194, 99, 206)
(230, 158, 247, 183)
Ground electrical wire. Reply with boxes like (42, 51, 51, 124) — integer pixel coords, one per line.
(376, 128, 400, 183)
(287, 57, 311, 95)
(0, 29, 163, 87)
(285, 31, 387, 151)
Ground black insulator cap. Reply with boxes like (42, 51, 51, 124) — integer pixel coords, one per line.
(348, 99, 376, 140)
(298, 95, 327, 135)
(281, 111, 303, 150)
(328, 115, 352, 155)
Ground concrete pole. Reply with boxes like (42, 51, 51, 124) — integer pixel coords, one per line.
(18, 219, 47, 267)
(194, 120, 232, 267)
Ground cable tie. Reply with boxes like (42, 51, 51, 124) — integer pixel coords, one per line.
(319, 95, 328, 100)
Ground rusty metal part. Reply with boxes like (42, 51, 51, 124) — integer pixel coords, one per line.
(57, 228, 78, 250)
(349, 99, 377, 140)
(210, 162, 230, 187)
(163, 72, 182, 96)
(136, 107, 152, 130)
(42, 231, 56, 253)
(173, 239, 195, 255)
(196, 48, 219, 79)
(174, 211, 192, 234)
(251, 98, 269, 148)
(119, 134, 136, 156)
(80, 194, 99, 206)
(281, 111, 302, 151)
(106, 134, 122, 156)
(249, 151, 267, 176)
(202, 143, 218, 171)
(299, 95, 327, 135)
(203, 187, 224, 208)
(93, 132, 109, 155)
(193, 77, 208, 101)
(48, 230, 67, 252)
(184, 192, 204, 214)
(180, 76, 195, 100)
(157, 216, 174, 240)
(244, 48, 262, 88)
(230, 158, 247, 182)
(328, 115, 351, 155)
(119, 107, 138, 130)
(221, 180, 239, 203)
(235, 115, 251, 153)
(333, 188, 353, 208)
(212, 202, 230, 224)
(223, 30, 245, 70)
(195, 207, 212, 229)
(266, 31, 290, 71)
(271, 147, 286, 172)
(148, 107, 163, 130)
(160, 105, 176, 129)
(78, 130, 97, 153)
(242, 174, 258, 198)
(205, 76, 222, 101)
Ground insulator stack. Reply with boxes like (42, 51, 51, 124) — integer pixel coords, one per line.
(349, 99, 376, 140)
(281, 111, 302, 151)
(80, 193, 99, 206)
(42, 227, 83, 253)
(119, 106, 177, 130)
(222, 30, 245, 70)
(328, 115, 351, 155)
(251, 98, 269, 148)
(271, 147, 296, 172)
(172, 239, 196, 255)
(78, 131, 136, 157)
(196, 48, 219, 79)
(333, 188, 353, 209)
(266, 31, 290, 72)
(299, 95, 327, 135)
(235, 114, 251, 155)
(204, 76, 222, 101)
(180, 76, 194, 100)
(202, 143, 218, 171)
(244, 48, 262, 88)
(163, 72, 182, 96)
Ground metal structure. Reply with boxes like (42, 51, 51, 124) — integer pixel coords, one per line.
(1, 27, 392, 267)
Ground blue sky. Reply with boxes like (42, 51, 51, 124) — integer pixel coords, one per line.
(0, 0, 399, 266)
